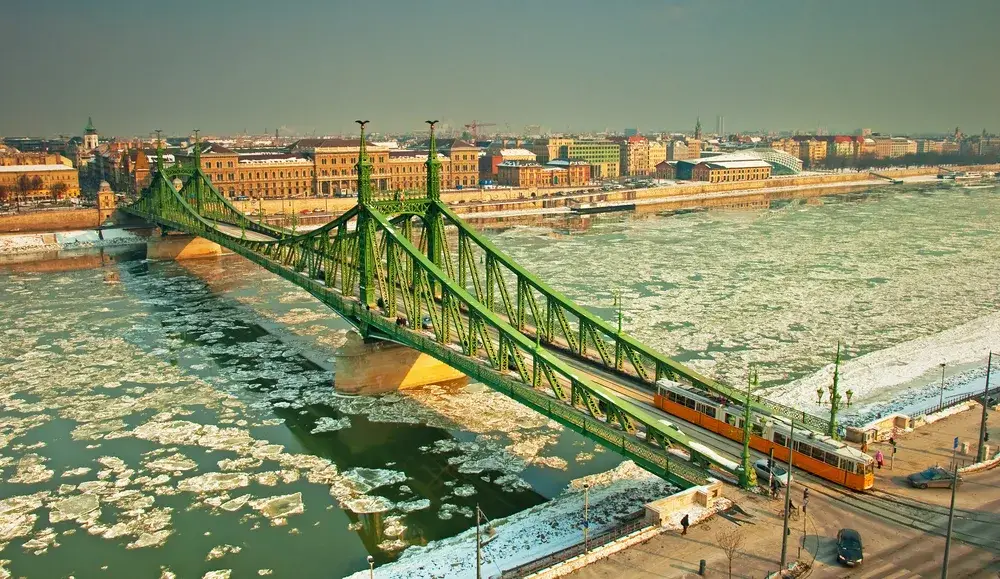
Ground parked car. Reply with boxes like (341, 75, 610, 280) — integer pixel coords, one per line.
(836, 528, 864, 566)
(753, 458, 792, 487)
(907, 466, 962, 489)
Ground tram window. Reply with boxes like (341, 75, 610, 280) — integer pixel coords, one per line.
(685, 398, 696, 409)
(824, 452, 839, 466)
(811, 446, 825, 460)
(725, 414, 737, 426)
(751, 423, 764, 436)
(703, 406, 717, 419)
(774, 433, 787, 446)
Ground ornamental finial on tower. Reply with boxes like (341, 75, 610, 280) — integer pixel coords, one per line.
(425, 120, 441, 201)
(192, 129, 201, 167)
(154, 129, 164, 172)
(355, 120, 373, 204)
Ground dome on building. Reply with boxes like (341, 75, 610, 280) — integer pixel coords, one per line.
(98, 180, 112, 192)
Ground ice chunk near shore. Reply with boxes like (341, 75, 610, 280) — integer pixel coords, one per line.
(49, 494, 100, 524)
(310, 416, 351, 434)
(8, 454, 53, 484)
(250, 493, 303, 519)
(146, 454, 198, 472)
(178, 473, 250, 493)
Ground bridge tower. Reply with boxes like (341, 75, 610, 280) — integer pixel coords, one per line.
(424, 120, 444, 296)
(355, 120, 377, 309)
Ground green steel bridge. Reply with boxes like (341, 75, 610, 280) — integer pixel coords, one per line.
(122, 121, 829, 488)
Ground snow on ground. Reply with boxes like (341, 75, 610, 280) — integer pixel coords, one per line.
(0, 228, 145, 255)
(762, 311, 1000, 424)
(344, 461, 677, 579)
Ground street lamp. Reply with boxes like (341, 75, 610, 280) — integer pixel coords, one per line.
(367, 555, 374, 579)
(612, 290, 623, 334)
(939, 363, 947, 410)
(583, 483, 590, 554)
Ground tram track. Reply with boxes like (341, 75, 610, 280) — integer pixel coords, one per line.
(555, 353, 1000, 553)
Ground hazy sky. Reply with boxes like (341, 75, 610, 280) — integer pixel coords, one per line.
(3, 0, 998, 137)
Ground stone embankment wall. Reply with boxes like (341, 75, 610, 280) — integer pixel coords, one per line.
(0, 208, 103, 233)
(4, 164, 994, 233)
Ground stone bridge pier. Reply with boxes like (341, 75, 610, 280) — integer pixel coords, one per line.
(333, 331, 466, 395)
(146, 229, 229, 260)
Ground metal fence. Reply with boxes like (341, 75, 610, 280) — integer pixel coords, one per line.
(914, 385, 1000, 419)
(499, 513, 649, 579)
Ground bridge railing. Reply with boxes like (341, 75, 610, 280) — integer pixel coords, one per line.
(435, 201, 829, 433)
(125, 174, 717, 486)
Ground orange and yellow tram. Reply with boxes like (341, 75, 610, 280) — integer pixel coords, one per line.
(654, 382, 875, 490)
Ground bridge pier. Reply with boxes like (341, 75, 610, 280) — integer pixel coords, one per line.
(334, 331, 467, 395)
(146, 229, 230, 261)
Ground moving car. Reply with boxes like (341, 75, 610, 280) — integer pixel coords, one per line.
(753, 458, 791, 487)
(907, 466, 961, 489)
(420, 316, 433, 330)
(836, 528, 863, 566)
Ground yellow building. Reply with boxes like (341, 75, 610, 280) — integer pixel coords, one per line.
(612, 136, 651, 176)
(0, 164, 80, 202)
(529, 138, 574, 164)
(797, 139, 828, 167)
(691, 159, 771, 183)
(648, 141, 667, 169)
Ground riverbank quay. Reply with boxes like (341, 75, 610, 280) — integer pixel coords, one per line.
(3, 164, 996, 234)
(567, 401, 1000, 579)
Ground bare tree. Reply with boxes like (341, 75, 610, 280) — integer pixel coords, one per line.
(14, 174, 33, 211)
(49, 181, 68, 202)
(717, 527, 746, 579)
(0, 184, 10, 206)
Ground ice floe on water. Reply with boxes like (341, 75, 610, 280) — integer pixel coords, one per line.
(310, 415, 351, 433)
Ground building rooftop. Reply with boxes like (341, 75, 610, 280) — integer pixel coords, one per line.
(499, 148, 535, 157)
(702, 159, 772, 170)
(292, 138, 378, 149)
(0, 164, 76, 173)
(497, 161, 542, 168)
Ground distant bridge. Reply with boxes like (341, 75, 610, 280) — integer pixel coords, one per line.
(122, 121, 829, 487)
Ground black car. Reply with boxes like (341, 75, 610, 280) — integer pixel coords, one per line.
(836, 528, 863, 566)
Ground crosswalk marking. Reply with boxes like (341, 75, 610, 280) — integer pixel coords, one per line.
(880, 569, 917, 579)
(854, 562, 895, 578)
(843, 562, 922, 579)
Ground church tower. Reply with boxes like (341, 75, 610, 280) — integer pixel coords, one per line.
(694, 117, 702, 140)
(83, 117, 99, 151)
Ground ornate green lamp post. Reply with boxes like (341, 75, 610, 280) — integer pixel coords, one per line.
(828, 342, 841, 439)
(739, 365, 759, 490)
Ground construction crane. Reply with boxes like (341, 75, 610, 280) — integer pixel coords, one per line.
(463, 120, 496, 142)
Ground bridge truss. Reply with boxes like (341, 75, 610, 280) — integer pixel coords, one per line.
(123, 122, 827, 487)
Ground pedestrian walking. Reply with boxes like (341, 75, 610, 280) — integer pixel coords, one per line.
(875, 450, 884, 469)
(861, 440, 869, 454)
(770, 477, 779, 499)
(680, 514, 690, 535)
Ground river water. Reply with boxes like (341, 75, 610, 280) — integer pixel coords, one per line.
(1, 182, 998, 578)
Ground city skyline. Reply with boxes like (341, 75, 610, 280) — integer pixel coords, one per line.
(2, 0, 999, 137)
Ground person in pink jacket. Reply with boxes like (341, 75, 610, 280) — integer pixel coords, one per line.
(875, 450, 884, 469)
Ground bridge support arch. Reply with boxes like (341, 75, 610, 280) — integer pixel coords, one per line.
(333, 331, 467, 395)
(146, 229, 229, 260)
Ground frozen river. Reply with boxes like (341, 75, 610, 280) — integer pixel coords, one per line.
(1, 181, 998, 578)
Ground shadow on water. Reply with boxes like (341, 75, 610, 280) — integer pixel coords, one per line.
(107, 251, 553, 563)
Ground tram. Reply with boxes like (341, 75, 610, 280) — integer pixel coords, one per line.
(654, 381, 875, 490)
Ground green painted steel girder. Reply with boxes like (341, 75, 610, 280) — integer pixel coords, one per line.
(121, 159, 718, 488)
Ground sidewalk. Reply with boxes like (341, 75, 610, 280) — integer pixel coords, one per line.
(568, 481, 998, 578)
(869, 403, 998, 508)
(568, 404, 1000, 579)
